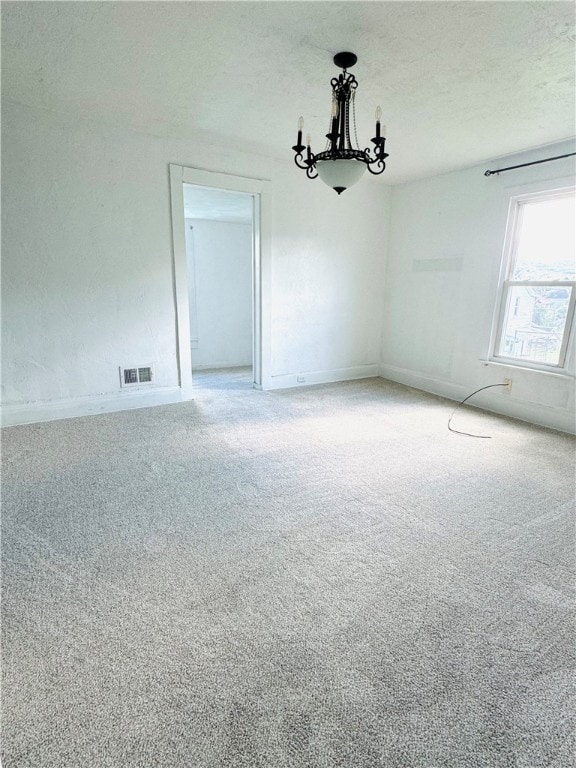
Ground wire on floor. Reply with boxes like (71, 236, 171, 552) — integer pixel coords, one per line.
(448, 383, 509, 438)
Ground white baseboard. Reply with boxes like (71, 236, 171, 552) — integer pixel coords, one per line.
(5, 365, 571, 434)
(379, 364, 575, 434)
(268, 364, 380, 391)
(1, 386, 187, 427)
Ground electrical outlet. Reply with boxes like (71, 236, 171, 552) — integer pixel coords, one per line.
(503, 378, 512, 392)
(297, 376, 306, 384)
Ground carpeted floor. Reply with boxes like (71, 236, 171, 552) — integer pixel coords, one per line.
(2, 371, 575, 767)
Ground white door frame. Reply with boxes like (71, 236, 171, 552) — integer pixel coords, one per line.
(169, 165, 272, 397)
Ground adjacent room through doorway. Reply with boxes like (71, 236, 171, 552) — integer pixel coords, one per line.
(182, 184, 255, 393)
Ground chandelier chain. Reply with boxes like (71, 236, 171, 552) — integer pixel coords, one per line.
(351, 91, 360, 151)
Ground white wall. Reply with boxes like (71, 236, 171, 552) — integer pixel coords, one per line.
(381, 140, 576, 433)
(1, 100, 389, 424)
(269, 165, 389, 388)
(185, 218, 253, 370)
(3, 99, 572, 432)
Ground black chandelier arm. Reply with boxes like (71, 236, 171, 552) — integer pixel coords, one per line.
(293, 153, 311, 171)
(372, 150, 389, 164)
(363, 143, 388, 174)
(366, 158, 387, 176)
(293, 151, 318, 178)
(364, 135, 389, 174)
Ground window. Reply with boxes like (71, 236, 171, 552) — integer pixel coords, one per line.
(493, 189, 575, 369)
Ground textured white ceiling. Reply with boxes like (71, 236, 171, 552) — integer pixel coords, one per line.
(184, 185, 253, 223)
(2, 1, 575, 183)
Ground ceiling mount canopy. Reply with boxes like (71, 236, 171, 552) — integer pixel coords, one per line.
(333, 51, 357, 70)
(292, 52, 388, 194)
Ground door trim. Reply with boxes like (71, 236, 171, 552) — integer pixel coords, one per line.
(169, 165, 272, 396)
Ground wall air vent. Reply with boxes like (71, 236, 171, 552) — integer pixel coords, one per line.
(120, 365, 154, 388)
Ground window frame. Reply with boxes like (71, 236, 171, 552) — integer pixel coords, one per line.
(490, 184, 576, 373)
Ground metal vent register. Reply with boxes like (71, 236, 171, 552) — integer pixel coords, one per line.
(120, 366, 153, 387)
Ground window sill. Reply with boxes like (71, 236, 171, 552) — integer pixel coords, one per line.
(480, 359, 575, 379)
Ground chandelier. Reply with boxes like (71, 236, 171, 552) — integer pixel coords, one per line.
(292, 52, 388, 194)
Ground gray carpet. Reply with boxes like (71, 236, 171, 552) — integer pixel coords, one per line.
(2, 372, 575, 768)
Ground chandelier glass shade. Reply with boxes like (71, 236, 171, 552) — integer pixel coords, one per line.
(292, 52, 389, 194)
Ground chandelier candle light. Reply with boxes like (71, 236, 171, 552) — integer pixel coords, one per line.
(292, 52, 388, 194)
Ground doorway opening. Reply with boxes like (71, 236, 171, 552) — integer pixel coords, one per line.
(169, 165, 271, 399)
(183, 185, 255, 393)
